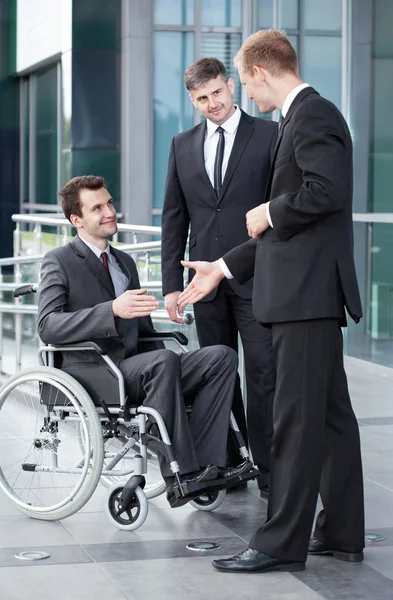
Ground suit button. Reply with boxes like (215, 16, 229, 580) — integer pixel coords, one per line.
(214, 236, 218, 240)
(216, 207, 221, 212)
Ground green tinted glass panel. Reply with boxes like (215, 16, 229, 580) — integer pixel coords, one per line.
(200, 32, 242, 105)
(153, 31, 194, 210)
(255, 0, 273, 29)
(71, 149, 120, 210)
(302, 36, 341, 109)
(304, 0, 342, 31)
(72, 0, 121, 51)
(35, 65, 58, 205)
(279, 0, 298, 30)
(154, 0, 194, 25)
(201, 0, 242, 27)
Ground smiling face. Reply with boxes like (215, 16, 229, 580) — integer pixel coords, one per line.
(190, 75, 236, 125)
(70, 187, 118, 247)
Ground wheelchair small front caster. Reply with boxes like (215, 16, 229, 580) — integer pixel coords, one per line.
(105, 483, 148, 530)
(190, 488, 226, 511)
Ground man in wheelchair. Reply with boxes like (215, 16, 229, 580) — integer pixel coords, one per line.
(37, 175, 254, 507)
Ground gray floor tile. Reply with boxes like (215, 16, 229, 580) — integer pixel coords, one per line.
(294, 554, 393, 599)
(0, 544, 92, 568)
(61, 506, 235, 545)
(83, 536, 245, 563)
(364, 479, 393, 529)
(0, 515, 79, 548)
(100, 557, 324, 600)
(364, 546, 393, 580)
(0, 563, 128, 600)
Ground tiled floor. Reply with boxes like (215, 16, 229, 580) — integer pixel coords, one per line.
(0, 356, 393, 600)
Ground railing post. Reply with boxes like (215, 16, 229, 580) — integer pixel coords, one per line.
(34, 224, 43, 255)
(144, 251, 151, 282)
(13, 222, 21, 257)
(14, 263, 22, 372)
(62, 225, 69, 247)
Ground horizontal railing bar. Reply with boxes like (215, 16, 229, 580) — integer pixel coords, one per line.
(353, 213, 393, 223)
(0, 281, 163, 293)
(12, 213, 162, 235)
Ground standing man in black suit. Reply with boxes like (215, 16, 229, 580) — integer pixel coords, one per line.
(161, 58, 277, 495)
(178, 30, 365, 572)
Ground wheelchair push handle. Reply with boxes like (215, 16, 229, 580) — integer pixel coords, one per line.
(13, 284, 38, 298)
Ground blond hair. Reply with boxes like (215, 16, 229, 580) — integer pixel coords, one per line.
(234, 29, 298, 77)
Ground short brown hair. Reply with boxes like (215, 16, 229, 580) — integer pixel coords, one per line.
(234, 29, 298, 77)
(184, 57, 229, 91)
(59, 175, 106, 221)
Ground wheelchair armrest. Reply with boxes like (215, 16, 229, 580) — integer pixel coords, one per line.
(138, 330, 189, 346)
(50, 341, 108, 355)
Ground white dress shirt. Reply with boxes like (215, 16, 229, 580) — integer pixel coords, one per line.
(204, 106, 242, 186)
(79, 236, 129, 297)
(220, 83, 310, 278)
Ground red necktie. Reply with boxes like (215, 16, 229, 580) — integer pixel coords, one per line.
(101, 251, 115, 295)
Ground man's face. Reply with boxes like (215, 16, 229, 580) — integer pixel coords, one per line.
(190, 75, 236, 125)
(71, 187, 118, 243)
(239, 64, 275, 114)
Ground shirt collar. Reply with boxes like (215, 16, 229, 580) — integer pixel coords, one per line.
(78, 235, 111, 260)
(206, 105, 241, 138)
(281, 83, 310, 117)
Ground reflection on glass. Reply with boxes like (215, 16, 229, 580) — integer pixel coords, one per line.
(22, 79, 30, 203)
(302, 36, 341, 109)
(304, 0, 342, 31)
(288, 34, 298, 55)
(35, 65, 58, 205)
(154, 0, 194, 25)
(200, 33, 242, 105)
(153, 32, 194, 210)
(279, 0, 298, 30)
(255, 0, 273, 29)
(201, 0, 242, 27)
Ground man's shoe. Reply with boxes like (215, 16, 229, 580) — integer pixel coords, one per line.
(308, 537, 364, 562)
(259, 484, 270, 499)
(219, 459, 254, 481)
(182, 465, 218, 484)
(212, 548, 305, 573)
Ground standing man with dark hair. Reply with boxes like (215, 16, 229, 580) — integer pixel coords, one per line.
(161, 58, 277, 495)
(178, 30, 364, 573)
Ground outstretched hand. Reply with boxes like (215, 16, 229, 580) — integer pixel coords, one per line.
(177, 260, 225, 308)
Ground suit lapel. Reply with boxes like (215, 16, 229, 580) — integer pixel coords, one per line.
(264, 87, 319, 201)
(193, 121, 216, 200)
(217, 111, 254, 206)
(71, 236, 115, 297)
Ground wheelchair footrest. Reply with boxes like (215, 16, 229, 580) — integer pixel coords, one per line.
(174, 467, 261, 498)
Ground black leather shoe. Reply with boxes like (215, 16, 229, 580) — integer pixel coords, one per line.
(182, 465, 219, 484)
(212, 548, 305, 573)
(308, 536, 364, 562)
(219, 459, 254, 480)
(259, 484, 270, 499)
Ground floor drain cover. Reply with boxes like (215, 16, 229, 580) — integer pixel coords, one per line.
(15, 551, 51, 561)
(365, 533, 386, 542)
(186, 542, 221, 551)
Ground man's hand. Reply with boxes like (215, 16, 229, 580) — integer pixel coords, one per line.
(112, 289, 159, 319)
(164, 291, 184, 324)
(246, 204, 270, 238)
(177, 260, 224, 308)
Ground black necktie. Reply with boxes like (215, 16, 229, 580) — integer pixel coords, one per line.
(101, 251, 115, 296)
(214, 126, 225, 195)
(278, 113, 284, 131)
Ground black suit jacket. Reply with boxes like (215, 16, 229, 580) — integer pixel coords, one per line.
(38, 236, 161, 369)
(224, 88, 362, 326)
(161, 110, 277, 301)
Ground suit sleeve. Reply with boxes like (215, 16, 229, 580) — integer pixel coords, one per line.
(222, 238, 258, 285)
(37, 251, 118, 345)
(161, 137, 190, 296)
(269, 98, 351, 239)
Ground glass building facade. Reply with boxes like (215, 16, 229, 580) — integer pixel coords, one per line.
(0, 0, 392, 368)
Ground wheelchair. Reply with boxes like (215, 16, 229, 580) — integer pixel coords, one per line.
(0, 284, 260, 531)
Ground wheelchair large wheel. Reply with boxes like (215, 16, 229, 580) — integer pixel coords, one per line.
(0, 367, 104, 520)
(77, 423, 167, 498)
(189, 488, 226, 511)
(105, 483, 148, 531)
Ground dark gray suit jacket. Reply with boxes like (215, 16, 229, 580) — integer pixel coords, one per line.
(224, 88, 362, 326)
(161, 110, 277, 301)
(38, 236, 160, 370)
